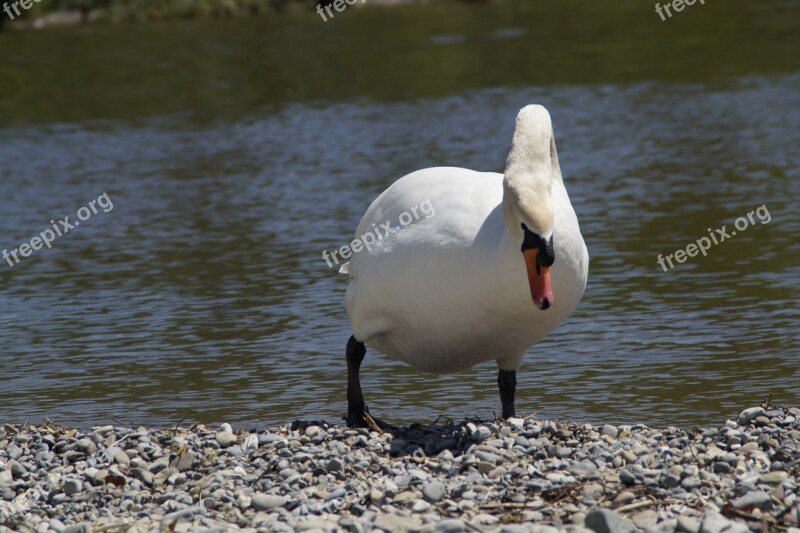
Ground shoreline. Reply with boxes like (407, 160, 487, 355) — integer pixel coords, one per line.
(1, 403, 798, 532)
(0, 0, 429, 31)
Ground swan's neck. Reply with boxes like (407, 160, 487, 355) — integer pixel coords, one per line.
(502, 157, 554, 239)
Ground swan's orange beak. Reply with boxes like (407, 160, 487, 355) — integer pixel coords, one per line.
(523, 249, 553, 310)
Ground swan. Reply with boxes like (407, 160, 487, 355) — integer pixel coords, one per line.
(340, 105, 589, 429)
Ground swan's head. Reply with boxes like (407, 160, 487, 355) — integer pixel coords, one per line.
(520, 223, 554, 310)
(503, 104, 559, 310)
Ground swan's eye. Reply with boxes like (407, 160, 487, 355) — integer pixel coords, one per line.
(520, 223, 555, 267)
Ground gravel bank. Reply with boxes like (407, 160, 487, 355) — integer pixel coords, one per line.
(1, 404, 799, 532)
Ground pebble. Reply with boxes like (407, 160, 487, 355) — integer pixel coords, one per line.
(251, 493, 288, 511)
(62, 479, 82, 496)
(585, 509, 635, 533)
(677, 515, 701, 533)
(602, 424, 619, 438)
(732, 490, 773, 510)
(760, 471, 789, 484)
(613, 490, 635, 505)
(0, 405, 796, 532)
(423, 480, 446, 502)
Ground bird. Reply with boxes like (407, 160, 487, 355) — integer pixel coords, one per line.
(340, 104, 589, 429)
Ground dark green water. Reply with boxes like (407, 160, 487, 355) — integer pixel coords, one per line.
(0, 0, 798, 429)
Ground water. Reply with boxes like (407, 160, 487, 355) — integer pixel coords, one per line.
(1, 0, 798, 429)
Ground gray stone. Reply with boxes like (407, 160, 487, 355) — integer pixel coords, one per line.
(434, 518, 466, 532)
(713, 462, 731, 474)
(472, 427, 491, 442)
(162, 505, 207, 524)
(700, 511, 732, 533)
(602, 425, 619, 438)
(585, 509, 635, 533)
(62, 479, 82, 496)
(411, 499, 431, 512)
(326, 458, 345, 473)
(498, 526, 529, 533)
(619, 469, 637, 485)
(760, 471, 788, 484)
(475, 450, 502, 463)
(732, 490, 773, 510)
(374, 514, 423, 531)
(676, 515, 701, 533)
(7, 459, 26, 477)
(113, 450, 131, 466)
(304, 425, 322, 438)
(76, 438, 97, 455)
(738, 407, 765, 425)
(251, 493, 288, 511)
(613, 490, 635, 505)
(7, 443, 23, 460)
(149, 456, 169, 473)
(62, 525, 92, 533)
(423, 480, 446, 502)
(569, 461, 596, 477)
(631, 510, 659, 530)
(170, 450, 195, 472)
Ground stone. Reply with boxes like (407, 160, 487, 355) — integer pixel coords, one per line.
(760, 471, 788, 484)
(585, 509, 635, 533)
(251, 493, 288, 511)
(602, 425, 619, 438)
(700, 511, 732, 533)
(304, 425, 322, 438)
(732, 491, 773, 510)
(434, 518, 466, 532)
(326, 458, 345, 473)
(613, 490, 635, 505)
(162, 505, 207, 524)
(423, 480, 446, 502)
(632, 510, 659, 530)
(7, 460, 26, 477)
(374, 514, 423, 531)
(7, 443, 23, 460)
(472, 427, 491, 442)
(62, 479, 82, 496)
(488, 466, 507, 479)
(113, 450, 131, 466)
(412, 499, 431, 512)
(738, 407, 765, 425)
(619, 469, 637, 485)
(62, 525, 91, 533)
(393, 490, 416, 502)
(170, 450, 195, 472)
(677, 515, 701, 533)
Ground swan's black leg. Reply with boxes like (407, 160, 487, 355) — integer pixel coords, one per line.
(346, 335, 368, 427)
(498, 369, 516, 419)
(345, 336, 393, 430)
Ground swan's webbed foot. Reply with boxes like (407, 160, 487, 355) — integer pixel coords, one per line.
(346, 404, 392, 432)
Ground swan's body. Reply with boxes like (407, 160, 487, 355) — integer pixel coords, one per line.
(345, 167, 587, 373)
(340, 105, 589, 426)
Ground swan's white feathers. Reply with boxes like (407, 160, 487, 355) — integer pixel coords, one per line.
(343, 106, 588, 374)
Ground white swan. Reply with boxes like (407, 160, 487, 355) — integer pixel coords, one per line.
(341, 105, 589, 428)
